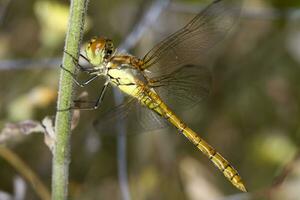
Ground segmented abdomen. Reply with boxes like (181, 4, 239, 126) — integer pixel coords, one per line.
(136, 86, 246, 192)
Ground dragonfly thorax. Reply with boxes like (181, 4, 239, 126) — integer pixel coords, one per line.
(86, 37, 115, 66)
(106, 61, 147, 97)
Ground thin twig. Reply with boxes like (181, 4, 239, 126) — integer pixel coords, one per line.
(115, 0, 170, 200)
(219, 151, 300, 200)
(272, 152, 300, 188)
(0, 0, 11, 26)
(0, 5, 299, 71)
(0, 120, 44, 144)
(0, 146, 51, 200)
(118, 0, 170, 52)
(114, 90, 130, 200)
(52, 0, 88, 199)
(169, 2, 300, 20)
(0, 58, 60, 71)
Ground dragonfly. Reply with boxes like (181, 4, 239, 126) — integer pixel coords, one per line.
(62, 0, 246, 192)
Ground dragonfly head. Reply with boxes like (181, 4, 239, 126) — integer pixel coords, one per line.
(86, 37, 115, 66)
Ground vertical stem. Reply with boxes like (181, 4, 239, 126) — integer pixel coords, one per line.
(52, 0, 88, 199)
(115, 1, 169, 199)
(114, 90, 131, 200)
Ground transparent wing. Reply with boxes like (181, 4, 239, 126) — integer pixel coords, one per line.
(93, 97, 168, 135)
(94, 64, 212, 134)
(94, 0, 241, 134)
(149, 64, 212, 110)
(141, 0, 241, 75)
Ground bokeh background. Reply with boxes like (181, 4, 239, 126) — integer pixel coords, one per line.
(0, 0, 300, 199)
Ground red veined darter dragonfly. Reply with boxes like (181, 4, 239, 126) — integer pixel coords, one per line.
(62, 0, 246, 192)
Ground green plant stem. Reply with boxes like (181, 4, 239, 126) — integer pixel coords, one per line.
(52, 0, 88, 199)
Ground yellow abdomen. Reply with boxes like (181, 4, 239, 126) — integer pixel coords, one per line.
(141, 87, 247, 192)
(109, 68, 247, 192)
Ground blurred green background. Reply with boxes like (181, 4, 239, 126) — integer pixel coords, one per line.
(0, 0, 300, 199)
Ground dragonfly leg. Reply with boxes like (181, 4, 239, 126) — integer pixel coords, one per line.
(79, 53, 90, 63)
(60, 64, 99, 87)
(63, 50, 94, 73)
(58, 82, 109, 111)
(94, 82, 109, 109)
